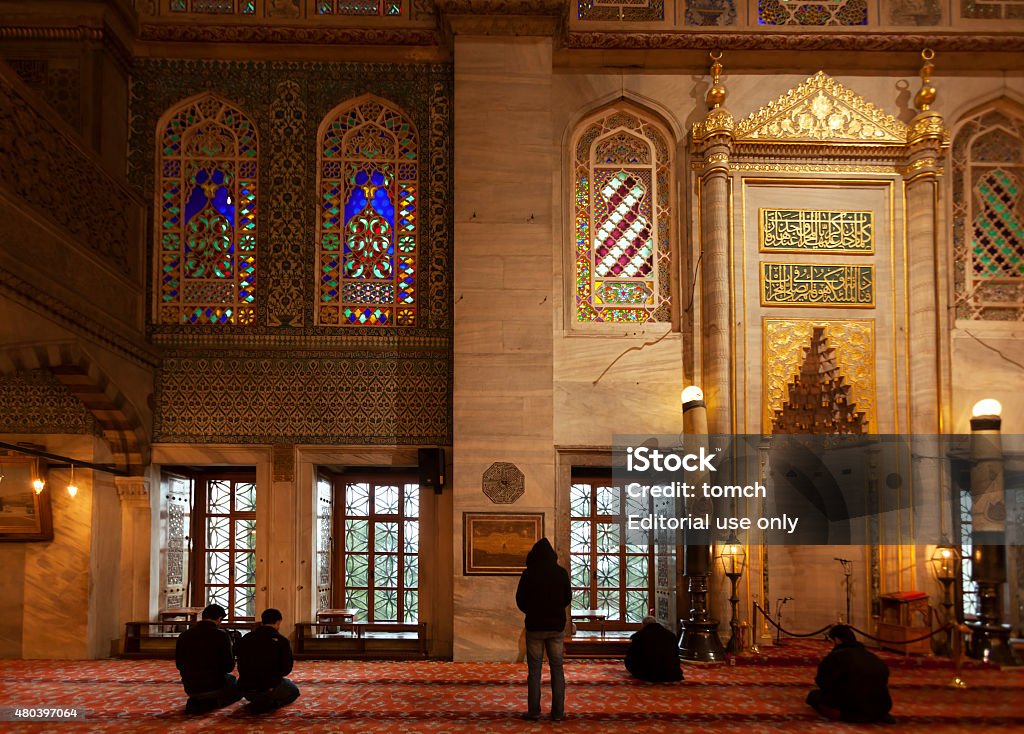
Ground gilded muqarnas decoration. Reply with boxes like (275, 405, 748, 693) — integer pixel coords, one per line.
(761, 263, 874, 307)
(0, 74, 133, 276)
(760, 209, 873, 253)
(734, 71, 907, 143)
(482, 462, 525, 504)
(763, 319, 876, 433)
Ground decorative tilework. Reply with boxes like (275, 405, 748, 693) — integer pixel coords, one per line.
(758, 0, 868, 25)
(0, 371, 96, 435)
(128, 59, 454, 444)
(155, 354, 449, 444)
(578, 0, 665, 21)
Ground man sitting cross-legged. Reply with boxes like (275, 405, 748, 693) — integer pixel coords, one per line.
(236, 608, 301, 714)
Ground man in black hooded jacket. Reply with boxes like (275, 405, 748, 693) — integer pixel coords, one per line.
(625, 616, 683, 682)
(174, 604, 242, 714)
(516, 537, 572, 721)
(807, 624, 893, 723)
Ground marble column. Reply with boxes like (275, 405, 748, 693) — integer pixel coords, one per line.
(903, 105, 945, 594)
(115, 476, 151, 644)
(695, 111, 734, 437)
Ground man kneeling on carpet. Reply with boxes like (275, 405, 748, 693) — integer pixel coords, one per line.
(806, 624, 894, 723)
(174, 604, 243, 714)
(236, 608, 301, 714)
(625, 616, 683, 682)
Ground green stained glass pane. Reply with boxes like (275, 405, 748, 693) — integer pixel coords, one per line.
(235, 481, 256, 512)
(570, 521, 590, 553)
(625, 590, 649, 623)
(596, 554, 620, 588)
(596, 485, 619, 515)
(346, 553, 369, 587)
(596, 523, 619, 552)
(207, 586, 229, 610)
(206, 551, 229, 585)
(207, 516, 229, 549)
(625, 490, 648, 517)
(374, 521, 398, 552)
(346, 589, 367, 621)
(235, 519, 256, 551)
(404, 553, 418, 588)
(377, 553, 398, 586)
(595, 590, 619, 620)
(570, 554, 591, 588)
(346, 483, 369, 515)
(234, 585, 255, 619)
(375, 485, 399, 514)
(374, 589, 397, 621)
(404, 590, 417, 623)
(345, 519, 368, 551)
(625, 555, 648, 588)
(404, 520, 418, 553)
(208, 479, 231, 514)
(404, 484, 419, 517)
(570, 483, 591, 517)
(234, 551, 255, 586)
(572, 590, 591, 610)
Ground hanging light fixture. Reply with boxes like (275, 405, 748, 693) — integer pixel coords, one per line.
(32, 459, 45, 494)
(67, 464, 78, 498)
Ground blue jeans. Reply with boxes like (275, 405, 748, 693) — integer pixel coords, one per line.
(526, 630, 565, 717)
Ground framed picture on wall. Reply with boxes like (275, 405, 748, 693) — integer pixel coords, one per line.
(463, 512, 544, 576)
(0, 456, 53, 542)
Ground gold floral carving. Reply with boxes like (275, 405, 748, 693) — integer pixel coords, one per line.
(734, 72, 907, 143)
(692, 108, 735, 141)
(763, 318, 876, 433)
(906, 112, 946, 144)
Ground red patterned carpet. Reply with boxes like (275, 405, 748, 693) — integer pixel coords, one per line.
(2, 643, 1023, 733)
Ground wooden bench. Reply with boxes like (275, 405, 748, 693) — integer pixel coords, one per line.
(295, 621, 428, 660)
(122, 620, 259, 659)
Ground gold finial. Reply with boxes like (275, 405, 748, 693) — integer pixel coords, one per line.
(706, 51, 726, 110)
(914, 48, 937, 112)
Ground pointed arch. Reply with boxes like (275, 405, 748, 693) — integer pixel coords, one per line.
(155, 93, 259, 326)
(950, 97, 1024, 321)
(315, 94, 419, 327)
(569, 100, 676, 325)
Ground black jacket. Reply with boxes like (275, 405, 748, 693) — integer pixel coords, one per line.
(236, 625, 294, 692)
(625, 622, 683, 682)
(815, 641, 892, 722)
(174, 620, 235, 694)
(515, 538, 572, 632)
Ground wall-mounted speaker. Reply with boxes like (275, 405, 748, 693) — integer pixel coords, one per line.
(418, 447, 445, 494)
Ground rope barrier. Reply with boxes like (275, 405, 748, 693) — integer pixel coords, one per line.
(752, 602, 953, 646)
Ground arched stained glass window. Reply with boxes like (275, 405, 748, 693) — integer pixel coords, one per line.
(952, 101, 1024, 321)
(574, 107, 673, 324)
(317, 96, 418, 327)
(157, 94, 258, 325)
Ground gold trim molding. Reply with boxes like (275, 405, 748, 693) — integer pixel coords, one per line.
(734, 72, 907, 144)
(763, 318, 876, 433)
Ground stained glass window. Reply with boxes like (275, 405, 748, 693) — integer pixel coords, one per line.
(574, 107, 672, 323)
(570, 477, 653, 623)
(158, 94, 258, 325)
(951, 102, 1024, 321)
(338, 479, 419, 622)
(317, 97, 418, 327)
(199, 476, 257, 622)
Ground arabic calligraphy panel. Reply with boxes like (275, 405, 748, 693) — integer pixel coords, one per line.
(761, 262, 874, 307)
(759, 208, 873, 253)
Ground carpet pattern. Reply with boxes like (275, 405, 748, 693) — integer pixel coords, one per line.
(1, 643, 1022, 732)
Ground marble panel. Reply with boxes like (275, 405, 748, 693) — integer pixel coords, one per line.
(455, 355, 553, 395)
(0, 544, 25, 658)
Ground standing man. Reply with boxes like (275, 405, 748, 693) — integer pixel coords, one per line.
(807, 624, 894, 723)
(235, 608, 301, 714)
(174, 603, 242, 714)
(516, 537, 572, 722)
